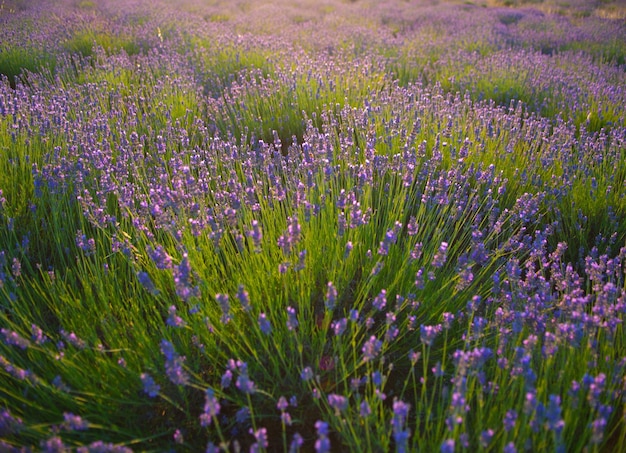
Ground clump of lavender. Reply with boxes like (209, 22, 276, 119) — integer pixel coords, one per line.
(160, 339, 189, 386)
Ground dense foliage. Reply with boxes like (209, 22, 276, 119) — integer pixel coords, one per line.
(1, 0, 625, 451)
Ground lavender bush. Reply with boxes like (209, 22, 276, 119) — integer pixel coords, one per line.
(0, 0, 624, 451)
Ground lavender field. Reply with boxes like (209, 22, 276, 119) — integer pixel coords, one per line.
(1, 0, 625, 451)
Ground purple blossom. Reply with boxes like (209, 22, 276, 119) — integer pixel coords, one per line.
(62, 412, 88, 431)
(137, 271, 159, 295)
(248, 220, 263, 252)
(60, 330, 86, 349)
(314, 421, 330, 453)
(235, 362, 256, 394)
(42, 436, 66, 453)
(173, 253, 200, 302)
(392, 399, 411, 453)
(332, 318, 347, 336)
(200, 388, 220, 427)
(0, 408, 23, 436)
(258, 313, 272, 335)
(503, 409, 518, 432)
(431, 242, 449, 268)
(325, 281, 337, 311)
(250, 427, 268, 452)
(140, 373, 160, 398)
(30, 324, 48, 345)
(286, 306, 298, 331)
(328, 394, 348, 414)
(301, 366, 314, 381)
(373, 289, 387, 310)
(281, 411, 293, 426)
(10, 258, 21, 278)
(289, 433, 304, 453)
(147, 245, 172, 270)
(420, 324, 442, 347)
(362, 336, 382, 362)
(166, 305, 186, 328)
(360, 400, 371, 417)
(440, 439, 455, 453)
(277, 396, 289, 411)
(160, 339, 189, 386)
(480, 429, 494, 448)
(75, 231, 96, 256)
(215, 293, 231, 324)
(237, 284, 251, 312)
(221, 369, 233, 388)
(344, 241, 353, 259)
(1, 328, 30, 349)
(545, 394, 564, 434)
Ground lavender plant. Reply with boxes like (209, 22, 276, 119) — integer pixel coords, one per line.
(0, 0, 624, 451)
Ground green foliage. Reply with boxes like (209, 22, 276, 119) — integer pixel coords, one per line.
(0, 47, 56, 88)
(63, 30, 142, 58)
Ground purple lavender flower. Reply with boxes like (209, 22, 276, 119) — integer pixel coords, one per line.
(301, 366, 314, 382)
(140, 373, 160, 398)
(42, 436, 66, 453)
(480, 429, 494, 448)
(173, 429, 184, 445)
(237, 284, 251, 312)
(325, 281, 337, 311)
(1, 328, 30, 349)
(250, 427, 268, 452)
(235, 362, 255, 394)
(332, 318, 347, 336)
(60, 330, 86, 349)
(281, 411, 293, 426)
(314, 421, 330, 453)
(328, 394, 348, 414)
(420, 324, 442, 347)
(503, 409, 518, 432)
(75, 231, 96, 256)
(503, 442, 517, 453)
(160, 339, 189, 386)
(10, 258, 21, 278)
(440, 439, 455, 453)
(362, 336, 382, 362)
(147, 245, 172, 270)
(431, 242, 448, 268)
(62, 412, 88, 431)
(359, 400, 371, 417)
(372, 289, 387, 310)
(77, 441, 133, 452)
(392, 399, 411, 453)
(277, 396, 289, 411)
(166, 305, 186, 328)
(410, 242, 423, 262)
(215, 293, 231, 324)
(199, 388, 221, 427)
(344, 241, 353, 259)
(545, 394, 564, 435)
(30, 324, 48, 345)
(248, 220, 263, 252)
(221, 369, 232, 388)
(414, 268, 424, 289)
(258, 313, 272, 335)
(173, 253, 200, 302)
(289, 433, 304, 453)
(0, 408, 23, 436)
(137, 271, 159, 296)
(286, 306, 298, 331)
